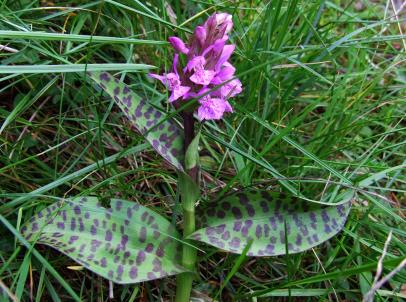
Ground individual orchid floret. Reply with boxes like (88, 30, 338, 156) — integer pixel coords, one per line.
(186, 56, 216, 86)
(212, 78, 242, 99)
(168, 37, 189, 54)
(197, 95, 232, 121)
(150, 12, 242, 120)
(149, 54, 190, 102)
(149, 73, 190, 102)
(210, 62, 236, 85)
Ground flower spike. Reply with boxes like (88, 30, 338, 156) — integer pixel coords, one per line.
(150, 12, 242, 120)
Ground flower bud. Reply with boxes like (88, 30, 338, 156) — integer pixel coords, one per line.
(168, 37, 189, 54)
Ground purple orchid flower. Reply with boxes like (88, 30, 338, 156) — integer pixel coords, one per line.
(149, 54, 190, 102)
(150, 12, 242, 121)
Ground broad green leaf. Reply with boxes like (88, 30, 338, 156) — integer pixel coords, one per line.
(189, 190, 351, 256)
(21, 197, 185, 284)
(89, 71, 184, 171)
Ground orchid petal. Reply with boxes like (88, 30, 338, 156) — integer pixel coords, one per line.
(215, 13, 233, 33)
(197, 97, 228, 120)
(173, 53, 180, 76)
(222, 79, 242, 98)
(215, 64, 236, 81)
(195, 26, 206, 46)
(186, 56, 206, 72)
(216, 45, 235, 70)
(170, 85, 191, 102)
(148, 73, 166, 84)
(190, 69, 216, 86)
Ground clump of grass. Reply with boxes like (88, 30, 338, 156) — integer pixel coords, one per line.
(1, 1, 405, 301)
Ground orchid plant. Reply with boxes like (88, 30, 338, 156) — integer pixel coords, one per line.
(21, 13, 352, 301)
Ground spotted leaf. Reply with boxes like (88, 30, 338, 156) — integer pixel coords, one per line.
(89, 71, 184, 171)
(189, 190, 351, 256)
(21, 197, 185, 284)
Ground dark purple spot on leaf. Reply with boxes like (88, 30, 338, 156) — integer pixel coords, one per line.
(153, 258, 162, 272)
(91, 225, 97, 236)
(321, 210, 330, 223)
(136, 251, 146, 265)
(74, 205, 81, 215)
(68, 235, 79, 244)
(300, 225, 309, 236)
(265, 244, 274, 254)
(233, 221, 242, 232)
(78, 218, 85, 232)
(264, 224, 270, 237)
(229, 237, 241, 248)
(121, 235, 129, 249)
(156, 244, 165, 257)
(117, 265, 123, 279)
(221, 231, 230, 240)
(147, 216, 154, 225)
(231, 207, 242, 219)
(207, 207, 215, 216)
(260, 200, 269, 212)
(147, 272, 156, 280)
(295, 234, 302, 246)
(215, 224, 226, 234)
(217, 210, 225, 218)
(171, 148, 178, 157)
(237, 193, 249, 205)
(221, 201, 231, 210)
(100, 73, 110, 82)
(139, 227, 147, 243)
(246, 206, 255, 217)
(129, 266, 138, 279)
(145, 243, 154, 253)
(115, 201, 122, 211)
(205, 227, 215, 236)
(255, 225, 262, 239)
(91, 239, 102, 252)
(70, 218, 76, 231)
(309, 212, 317, 223)
(269, 217, 277, 230)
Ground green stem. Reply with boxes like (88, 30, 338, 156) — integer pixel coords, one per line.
(176, 113, 198, 302)
(175, 208, 197, 302)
